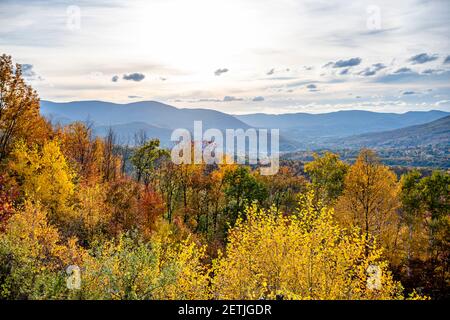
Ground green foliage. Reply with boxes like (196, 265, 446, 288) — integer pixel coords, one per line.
(223, 166, 268, 222)
(131, 139, 168, 185)
(304, 152, 348, 207)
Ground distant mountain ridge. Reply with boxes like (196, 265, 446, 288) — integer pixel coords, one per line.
(330, 115, 450, 148)
(40, 100, 449, 151)
(41, 100, 250, 131)
(235, 109, 449, 138)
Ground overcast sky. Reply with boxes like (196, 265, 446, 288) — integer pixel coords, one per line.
(1, 0, 449, 114)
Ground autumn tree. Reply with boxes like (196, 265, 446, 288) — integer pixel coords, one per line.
(335, 149, 400, 261)
(105, 177, 141, 236)
(78, 234, 210, 300)
(7, 140, 76, 225)
(131, 138, 168, 186)
(0, 54, 51, 161)
(0, 202, 85, 299)
(156, 160, 180, 222)
(0, 174, 17, 230)
(212, 191, 404, 300)
(60, 122, 120, 183)
(257, 166, 307, 213)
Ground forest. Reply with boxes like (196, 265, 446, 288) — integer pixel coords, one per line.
(0, 54, 448, 300)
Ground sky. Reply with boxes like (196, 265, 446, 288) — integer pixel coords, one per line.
(1, 0, 449, 114)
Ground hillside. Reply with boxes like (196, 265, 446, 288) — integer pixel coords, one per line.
(333, 115, 450, 148)
(236, 110, 449, 138)
(41, 100, 250, 131)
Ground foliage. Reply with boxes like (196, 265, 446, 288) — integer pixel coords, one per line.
(304, 151, 348, 207)
(7, 140, 76, 224)
(0, 202, 84, 299)
(77, 233, 210, 300)
(212, 192, 404, 300)
(335, 149, 400, 262)
(0, 54, 51, 161)
(131, 139, 168, 186)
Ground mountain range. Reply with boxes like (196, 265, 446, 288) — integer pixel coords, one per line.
(40, 100, 449, 151)
(329, 115, 450, 149)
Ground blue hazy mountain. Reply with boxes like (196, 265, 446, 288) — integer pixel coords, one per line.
(40, 100, 449, 151)
(330, 115, 450, 148)
(41, 100, 250, 131)
(235, 110, 449, 138)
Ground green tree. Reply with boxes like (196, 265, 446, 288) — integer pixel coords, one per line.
(304, 152, 348, 207)
(223, 166, 267, 223)
(131, 139, 168, 186)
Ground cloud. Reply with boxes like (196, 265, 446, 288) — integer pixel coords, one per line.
(393, 67, 413, 74)
(252, 96, 264, 102)
(111, 75, 119, 82)
(198, 98, 222, 102)
(339, 68, 350, 75)
(326, 57, 362, 68)
(214, 68, 228, 76)
(444, 55, 450, 64)
(422, 69, 444, 75)
(306, 84, 317, 89)
(266, 68, 275, 75)
(128, 95, 143, 99)
(409, 53, 438, 64)
(123, 73, 145, 81)
(358, 63, 386, 76)
(21, 64, 35, 77)
(20, 63, 43, 80)
(402, 91, 416, 95)
(223, 96, 243, 102)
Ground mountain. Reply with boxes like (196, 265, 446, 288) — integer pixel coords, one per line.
(40, 100, 250, 131)
(41, 100, 303, 150)
(330, 115, 450, 148)
(40, 100, 449, 151)
(235, 110, 449, 138)
(93, 122, 174, 147)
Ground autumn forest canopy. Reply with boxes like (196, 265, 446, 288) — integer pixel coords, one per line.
(0, 54, 448, 300)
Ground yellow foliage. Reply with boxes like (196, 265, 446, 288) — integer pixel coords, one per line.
(79, 231, 210, 300)
(335, 149, 401, 263)
(212, 192, 404, 300)
(8, 140, 75, 223)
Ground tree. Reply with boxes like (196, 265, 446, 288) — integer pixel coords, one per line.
(223, 166, 267, 223)
(78, 234, 210, 299)
(60, 122, 120, 183)
(131, 139, 168, 186)
(257, 166, 307, 213)
(335, 149, 400, 260)
(0, 54, 50, 161)
(400, 170, 427, 277)
(0, 174, 17, 230)
(0, 202, 85, 299)
(304, 152, 348, 208)
(8, 140, 75, 225)
(212, 191, 404, 300)
(418, 170, 449, 296)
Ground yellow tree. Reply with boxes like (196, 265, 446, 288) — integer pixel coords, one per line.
(78, 233, 210, 300)
(8, 140, 76, 224)
(335, 149, 401, 262)
(212, 191, 404, 300)
(0, 201, 85, 299)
